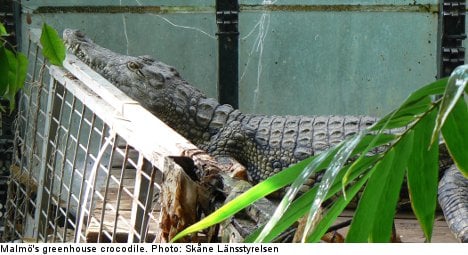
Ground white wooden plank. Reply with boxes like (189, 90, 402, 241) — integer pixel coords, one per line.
(61, 54, 198, 156)
(49, 66, 178, 171)
(63, 54, 138, 113)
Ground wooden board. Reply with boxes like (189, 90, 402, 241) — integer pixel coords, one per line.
(334, 210, 458, 243)
(85, 167, 160, 243)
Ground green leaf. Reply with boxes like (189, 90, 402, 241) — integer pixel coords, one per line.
(407, 109, 439, 241)
(245, 184, 320, 243)
(306, 169, 374, 242)
(0, 46, 9, 96)
(13, 52, 28, 92)
(352, 133, 396, 154)
(346, 132, 414, 242)
(371, 97, 432, 130)
(304, 155, 380, 242)
(40, 23, 65, 67)
(403, 78, 448, 106)
(0, 22, 7, 36)
(371, 78, 447, 131)
(254, 145, 341, 242)
(4, 51, 28, 110)
(245, 155, 380, 243)
(432, 66, 467, 144)
(441, 98, 468, 177)
(301, 132, 366, 242)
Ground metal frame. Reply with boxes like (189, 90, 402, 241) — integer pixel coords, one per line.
(216, 0, 239, 108)
(439, 0, 466, 77)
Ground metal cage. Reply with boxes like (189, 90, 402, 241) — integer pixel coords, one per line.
(3, 29, 196, 243)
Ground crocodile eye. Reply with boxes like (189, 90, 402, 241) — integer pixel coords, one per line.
(127, 61, 141, 70)
(127, 61, 145, 77)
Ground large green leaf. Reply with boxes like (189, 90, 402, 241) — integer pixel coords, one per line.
(304, 155, 380, 242)
(40, 23, 65, 67)
(171, 78, 455, 243)
(407, 109, 439, 241)
(346, 132, 413, 242)
(441, 98, 468, 176)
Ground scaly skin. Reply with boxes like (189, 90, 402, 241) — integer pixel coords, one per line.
(207, 115, 376, 183)
(63, 29, 467, 242)
(438, 166, 468, 242)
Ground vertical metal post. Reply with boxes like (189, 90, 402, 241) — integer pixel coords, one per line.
(129, 155, 152, 242)
(34, 77, 57, 240)
(13, 0, 21, 50)
(216, 0, 239, 108)
(438, 0, 466, 78)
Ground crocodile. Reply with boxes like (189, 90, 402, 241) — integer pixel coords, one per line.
(63, 29, 467, 242)
(62, 29, 376, 185)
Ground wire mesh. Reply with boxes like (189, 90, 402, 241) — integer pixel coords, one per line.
(4, 30, 166, 243)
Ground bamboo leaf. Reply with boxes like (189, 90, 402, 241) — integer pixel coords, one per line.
(346, 132, 413, 242)
(40, 23, 65, 67)
(407, 109, 439, 241)
(441, 98, 468, 176)
(352, 133, 396, 158)
(253, 146, 339, 242)
(306, 169, 374, 242)
(432, 65, 467, 144)
(245, 184, 320, 243)
(301, 132, 366, 242)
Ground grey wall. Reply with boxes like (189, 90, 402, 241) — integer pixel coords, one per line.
(22, 1, 218, 98)
(21, 0, 464, 117)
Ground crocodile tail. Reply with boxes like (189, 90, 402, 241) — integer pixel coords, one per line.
(438, 165, 468, 242)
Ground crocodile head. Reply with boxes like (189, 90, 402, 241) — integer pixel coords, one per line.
(63, 29, 182, 112)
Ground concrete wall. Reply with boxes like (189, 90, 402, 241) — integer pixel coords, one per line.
(21, 0, 464, 117)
